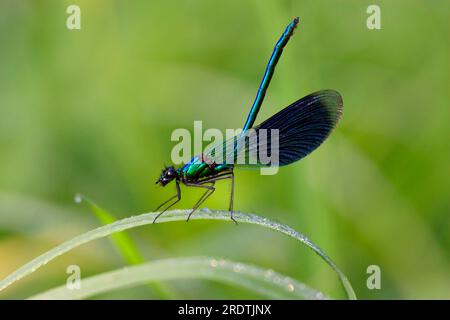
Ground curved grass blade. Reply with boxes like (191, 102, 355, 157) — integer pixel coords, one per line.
(75, 194, 144, 265)
(29, 256, 327, 300)
(0, 209, 356, 299)
(75, 194, 173, 299)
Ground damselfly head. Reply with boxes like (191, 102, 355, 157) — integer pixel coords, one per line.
(156, 166, 178, 186)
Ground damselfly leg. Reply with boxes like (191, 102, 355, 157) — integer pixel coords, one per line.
(153, 181, 181, 223)
(184, 170, 237, 224)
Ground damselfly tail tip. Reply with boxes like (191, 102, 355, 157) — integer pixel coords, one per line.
(288, 17, 299, 36)
(290, 17, 299, 30)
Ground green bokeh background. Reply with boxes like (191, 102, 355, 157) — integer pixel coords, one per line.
(0, 0, 449, 299)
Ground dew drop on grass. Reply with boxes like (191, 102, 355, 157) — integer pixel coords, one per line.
(272, 276, 282, 285)
(264, 269, 274, 279)
(209, 259, 218, 268)
(74, 194, 82, 204)
(233, 263, 244, 273)
(315, 292, 325, 300)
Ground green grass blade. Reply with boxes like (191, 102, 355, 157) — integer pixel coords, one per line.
(0, 210, 356, 299)
(74, 194, 144, 265)
(28, 256, 327, 300)
(74, 194, 173, 299)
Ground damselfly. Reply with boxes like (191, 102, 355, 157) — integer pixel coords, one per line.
(155, 17, 343, 223)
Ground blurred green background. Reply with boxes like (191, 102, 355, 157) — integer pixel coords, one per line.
(0, 0, 449, 299)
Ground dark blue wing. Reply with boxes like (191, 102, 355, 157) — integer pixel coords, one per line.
(251, 89, 343, 166)
(200, 90, 343, 167)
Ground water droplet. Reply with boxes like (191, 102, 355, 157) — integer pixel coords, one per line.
(264, 269, 274, 279)
(287, 283, 295, 292)
(209, 259, 218, 268)
(315, 292, 326, 300)
(272, 276, 282, 285)
(233, 264, 244, 273)
(74, 194, 82, 204)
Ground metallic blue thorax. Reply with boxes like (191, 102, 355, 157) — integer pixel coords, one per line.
(179, 155, 231, 181)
